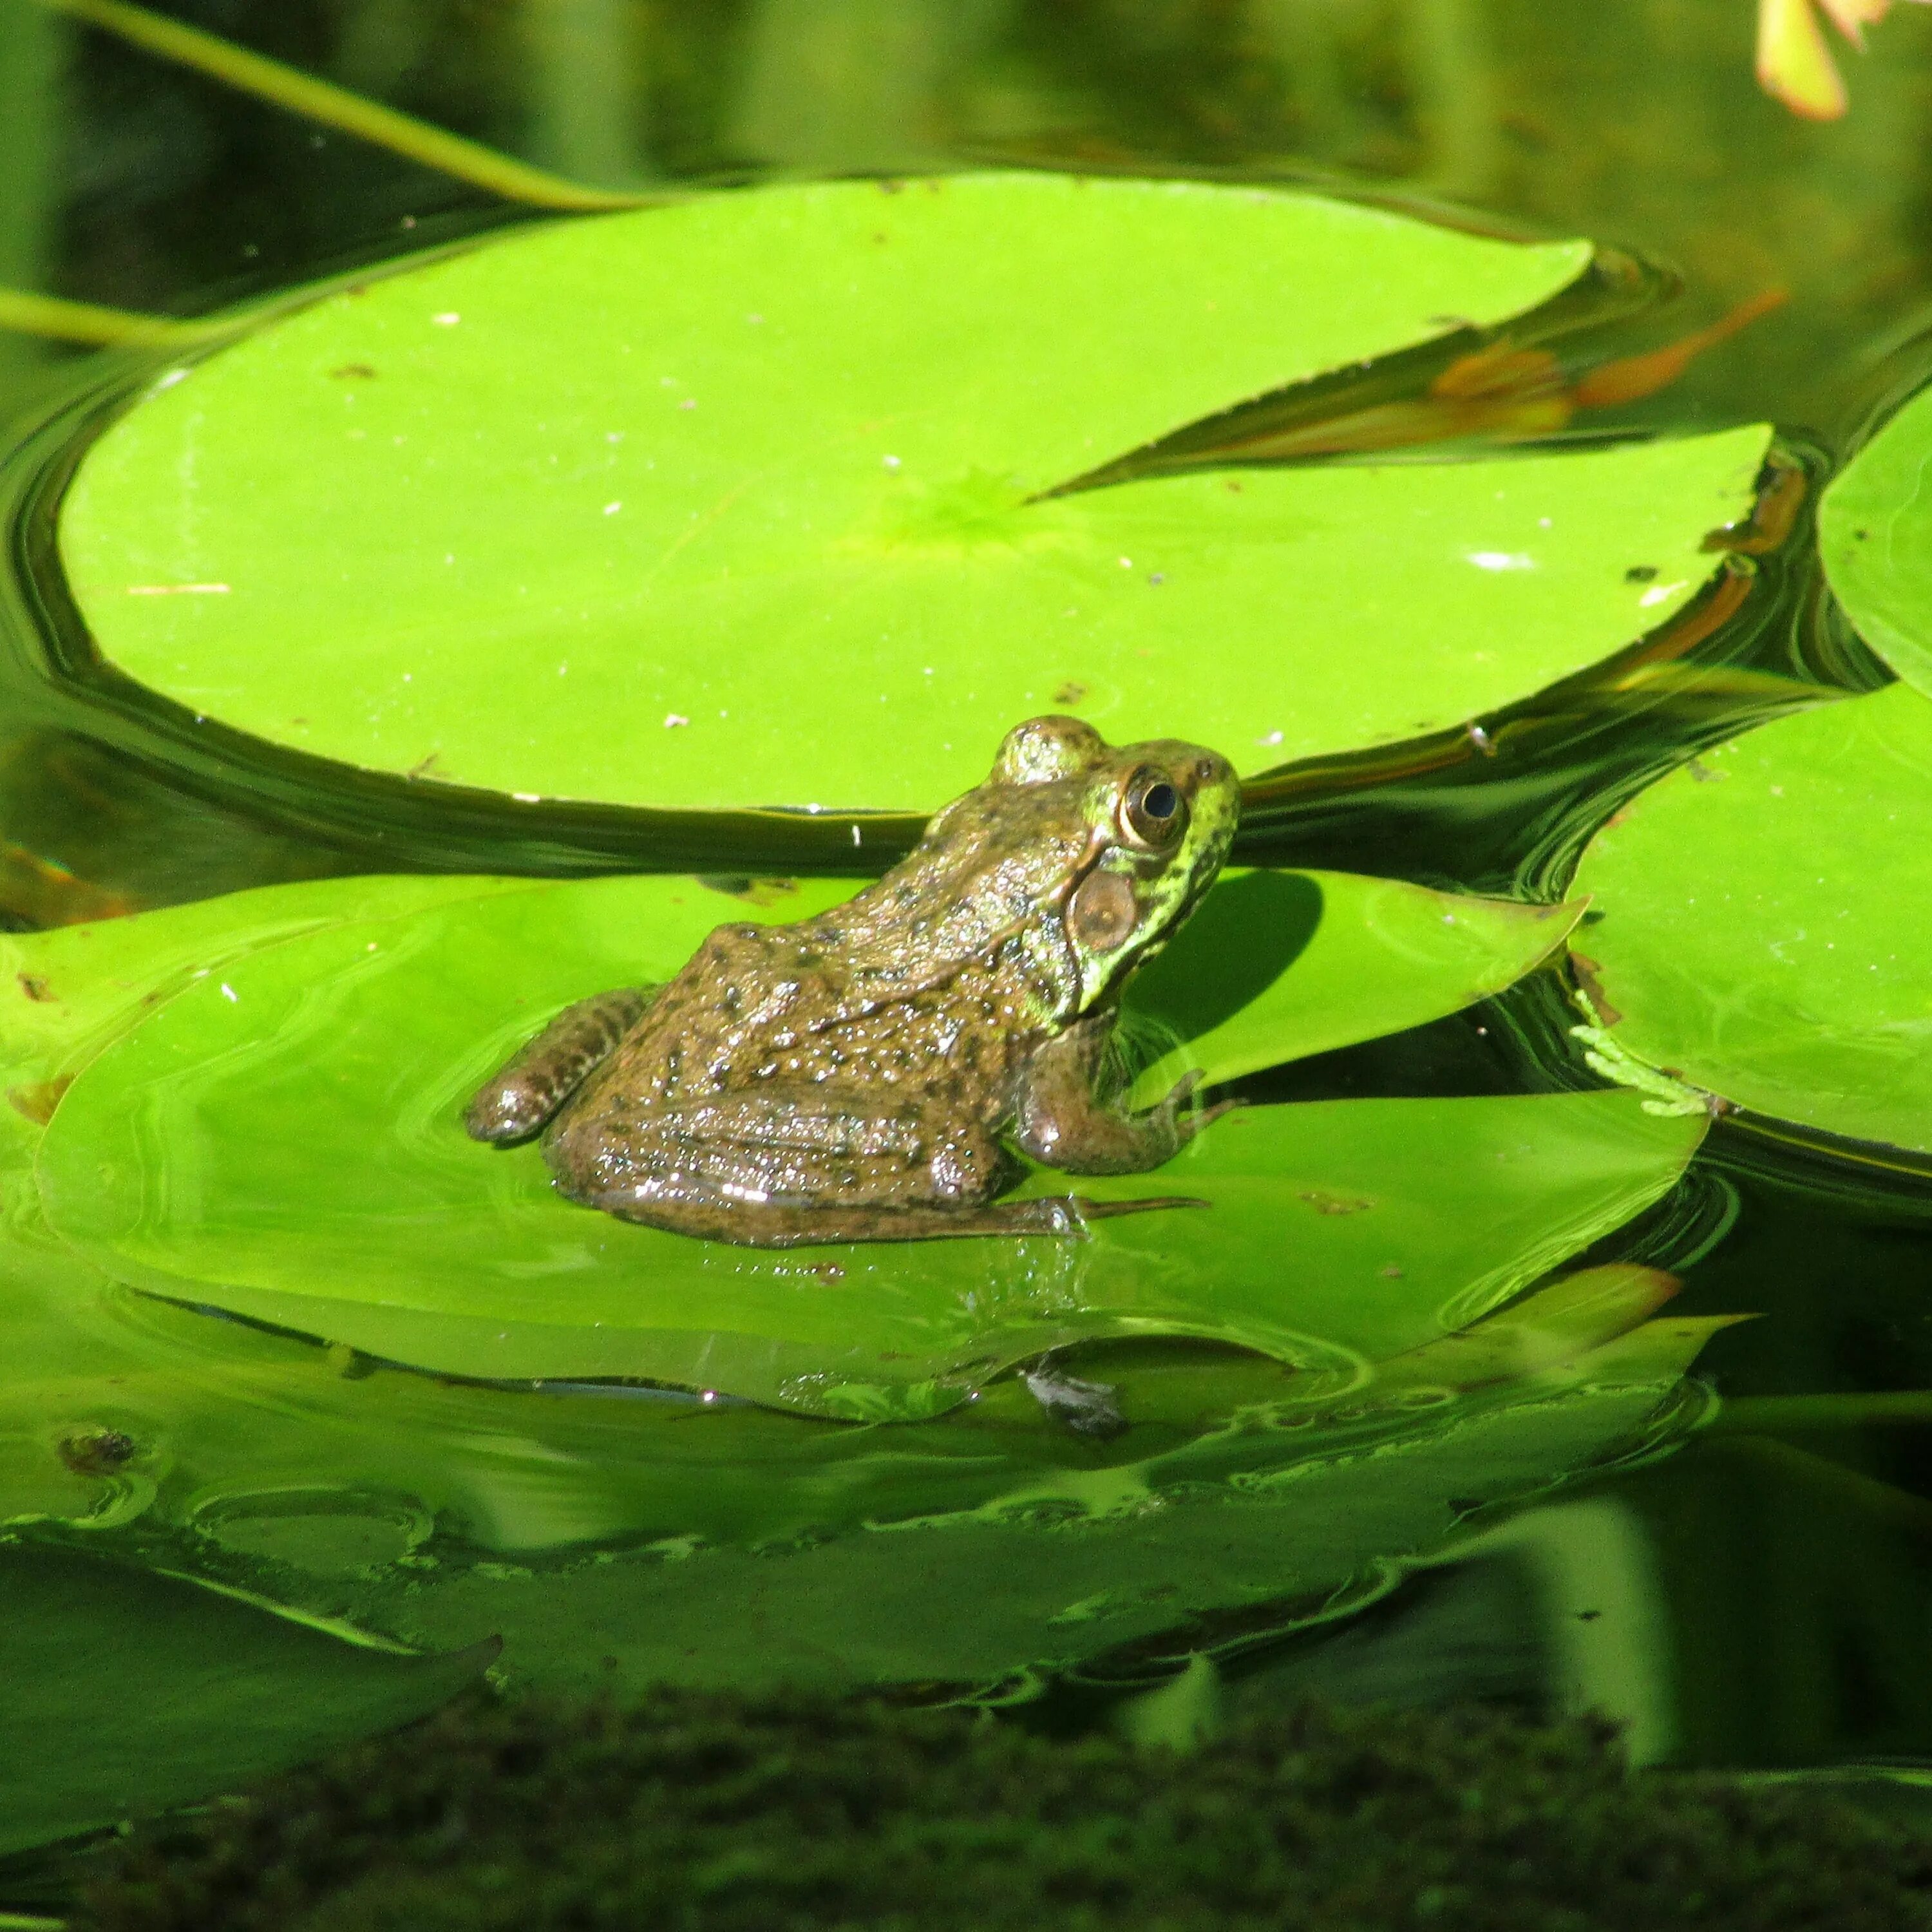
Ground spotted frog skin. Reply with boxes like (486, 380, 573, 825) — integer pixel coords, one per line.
(465, 716, 1240, 1247)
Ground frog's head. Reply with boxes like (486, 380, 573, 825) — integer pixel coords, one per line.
(992, 715, 1240, 1012)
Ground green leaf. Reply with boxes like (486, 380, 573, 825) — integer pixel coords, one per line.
(1820, 381, 1932, 696)
(0, 1542, 489, 1856)
(0, 912, 1728, 1700)
(35, 864, 1701, 1416)
(57, 173, 1768, 812)
(0, 860, 1723, 1713)
(1569, 681, 1932, 1152)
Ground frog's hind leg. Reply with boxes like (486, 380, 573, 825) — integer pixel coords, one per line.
(584, 1186, 1211, 1247)
(547, 1083, 1211, 1244)
(464, 987, 655, 1144)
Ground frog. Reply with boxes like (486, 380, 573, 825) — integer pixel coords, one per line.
(464, 714, 1241, 1248)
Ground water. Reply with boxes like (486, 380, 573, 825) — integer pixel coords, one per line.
(7, 0, 1932, 1886)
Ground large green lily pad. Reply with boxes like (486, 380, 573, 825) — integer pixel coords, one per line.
(0, 1542, 489, 1857)
(1820, 379, 1932, 696)
(1569, 681, 1932, 1153)
(34, 869, 1698, 1417)
(58, 173, 1770, 811)
(0, 848, 1727, 1787)
(0, 864, 1577, 1122)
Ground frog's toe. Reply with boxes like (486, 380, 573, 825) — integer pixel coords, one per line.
(464, 987, 654, 1146)
(1164, 1068, 1206, 1108)
(1173, 1090, 1244, 1145)
(464, 1083, 553, 1145)
(1021, 1356, 1127, 1441)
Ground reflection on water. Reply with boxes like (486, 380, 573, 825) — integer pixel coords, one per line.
(6, 0, 1932, 1899)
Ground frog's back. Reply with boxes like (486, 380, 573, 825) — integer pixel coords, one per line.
(551, 895, 1060, 1144)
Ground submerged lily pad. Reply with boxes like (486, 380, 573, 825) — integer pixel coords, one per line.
(1570, 681, 1932, 1153)
(394, 1282, 1730, 1696)
(0, 1226, 1734, 1701)
(0, 945, 1730, 1701)
(35, 869, 1696, 1417)
(59, 173, 1769, 811)
(0, 1542, 489, 1857)
(0, 859, 1727, 1745)
(1819, 380, 1932, 696)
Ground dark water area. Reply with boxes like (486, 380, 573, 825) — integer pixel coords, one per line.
(8, 0, 1932, 1899)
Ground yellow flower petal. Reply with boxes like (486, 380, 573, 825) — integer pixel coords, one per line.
(1757, 0, 1850, 117)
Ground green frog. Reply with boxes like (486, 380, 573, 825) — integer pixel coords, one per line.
(465, 715, 1240, 1247)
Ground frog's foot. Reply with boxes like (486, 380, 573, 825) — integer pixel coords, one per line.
(1165, 1069, 1244, 1147)
(465, 987, 654, 1144)
(1021, 1354, 1127, 1441)
(1071, 1193, 1213, 1220)
(1014, 1018, 1237, 1175)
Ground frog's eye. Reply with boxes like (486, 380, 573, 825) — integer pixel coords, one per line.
(1120, 769, 1187, 848)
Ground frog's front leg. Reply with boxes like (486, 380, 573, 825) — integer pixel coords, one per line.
(1012, 1011, 1231, 1176)
(464, 987, 656, 1144)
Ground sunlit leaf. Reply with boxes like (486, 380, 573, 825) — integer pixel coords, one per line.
(58, 173, 1768, 812)
(35, 861, 1701, 1416)
(0, 952, 1732, 1700)
(0, 860, 1712, 1707)
(0, 1542, 489, 1856)
(1570, 681, 1932, 1151)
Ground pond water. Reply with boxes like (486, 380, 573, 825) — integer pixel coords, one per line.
(7, 0, 1932, 1893)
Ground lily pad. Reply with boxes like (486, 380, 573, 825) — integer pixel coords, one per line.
(0, 961, 1731, 1701)
(0, 887, 1718, 1692)
(1819, 380, 1932, 696)
(1569, 681, 1932, 1153)
(35, 869, 1699, 1417)
(0, 864, 1576, 1127)
(0, 1542, 489, 1857)
(57, 173, 1770, 811)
